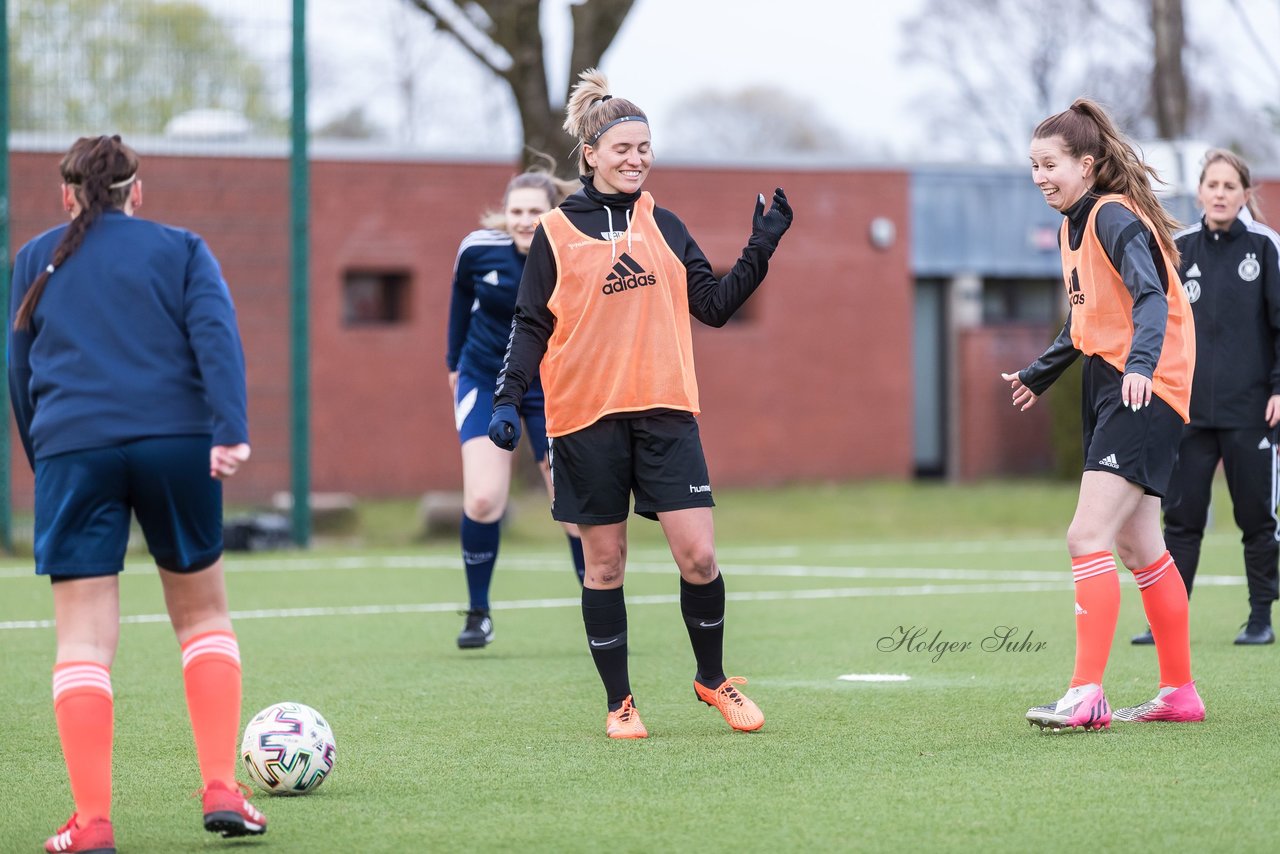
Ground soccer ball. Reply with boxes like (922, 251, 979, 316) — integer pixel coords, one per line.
(240, 701, 337, 795)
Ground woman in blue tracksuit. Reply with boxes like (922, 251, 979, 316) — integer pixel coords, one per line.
(1131, 149, 1280, 646)
(445, 167, 583, 649)
(9, 135, 265, 853)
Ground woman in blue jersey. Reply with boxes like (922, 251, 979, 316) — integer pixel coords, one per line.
(446, 166, 583, 649)
(9, 136, 265, 853)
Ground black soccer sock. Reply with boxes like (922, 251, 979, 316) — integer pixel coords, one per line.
(582, 586, 630, 710)
(681, 574, 726, 687)
(567, 534, 586, 586)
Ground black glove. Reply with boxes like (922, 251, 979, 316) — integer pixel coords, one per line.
(752, 187, 793, 247)
(488, 403, 521, 450)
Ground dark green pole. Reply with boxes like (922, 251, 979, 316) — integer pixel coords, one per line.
(290, 0, 310, 546)
(0, 0, 13, 553)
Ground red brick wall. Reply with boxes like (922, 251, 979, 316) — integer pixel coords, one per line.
(7, 149, 291, 507)
(955, 325, 1056, 479)
(7, 152, 915, 504)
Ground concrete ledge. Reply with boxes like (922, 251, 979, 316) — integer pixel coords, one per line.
(271, 492, 359, 536)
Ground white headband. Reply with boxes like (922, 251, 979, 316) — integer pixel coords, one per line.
(67, 173, 137, 190)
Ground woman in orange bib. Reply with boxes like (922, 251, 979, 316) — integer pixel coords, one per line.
(489, 68, 792, 739)
(1002, 99, 1204, 731)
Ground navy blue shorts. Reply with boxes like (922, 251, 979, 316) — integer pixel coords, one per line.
(1080, 356, 1184, 497)
(454, 369, 548, 461)
(34, 435, 223, 578)
(548, 410, 714, 525)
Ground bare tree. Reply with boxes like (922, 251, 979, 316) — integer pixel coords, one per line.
(1150, 0, 1188, 138)
(900, 0, 1150, 160)
(663, 88, 853, 158)
(404, 0, 635, 173)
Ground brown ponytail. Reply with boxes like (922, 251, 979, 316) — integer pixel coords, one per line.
(14, 135, 140, 331)
(1033, 99, 1181, 267)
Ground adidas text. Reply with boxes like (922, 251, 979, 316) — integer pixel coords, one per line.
(602, 273, 656, 294)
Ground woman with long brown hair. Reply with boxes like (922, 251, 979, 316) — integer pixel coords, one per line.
(10, 135, 265, 852)
(1002, 99, 1203, 731)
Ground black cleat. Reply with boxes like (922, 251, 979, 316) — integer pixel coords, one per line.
(457, 608, 494, 649)
(1234, 623, 1275, 645)
(1130, 627, 1154, 645)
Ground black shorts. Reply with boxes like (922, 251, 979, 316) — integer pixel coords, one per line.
(548, 410, 714, 525)
(1080, 356, 1184, 497)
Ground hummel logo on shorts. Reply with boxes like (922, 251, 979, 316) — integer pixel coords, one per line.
(1098, 453, 1119, 469)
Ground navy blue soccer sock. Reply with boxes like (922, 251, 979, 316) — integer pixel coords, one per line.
(567, 534, 586, 586)
(461, 515, 501, 612)
(582, 586, 630, 710)
(681, 574, 726, 687)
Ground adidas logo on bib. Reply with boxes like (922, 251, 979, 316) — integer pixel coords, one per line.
(602, 253, 656, 295)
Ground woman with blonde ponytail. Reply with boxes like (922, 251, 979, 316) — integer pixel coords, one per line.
(1001, 99, 1204, 731)
(488, 68, 793, 739)
(10, 136, 266, 852)
(445, 160, 584, 650)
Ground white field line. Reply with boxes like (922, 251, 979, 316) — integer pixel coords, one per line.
(0, 532, 1245, 579)
(0, 580, 1075, 631)
(0, 551, 1248, 586)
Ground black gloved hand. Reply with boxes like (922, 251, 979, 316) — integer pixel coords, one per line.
(752, 187, 793, 247)
(488, 403, 521, 451)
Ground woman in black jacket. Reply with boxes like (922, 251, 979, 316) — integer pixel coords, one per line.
(1132, 149, 1280, 646)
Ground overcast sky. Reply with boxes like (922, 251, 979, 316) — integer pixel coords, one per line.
(207, 0, 1280, 164)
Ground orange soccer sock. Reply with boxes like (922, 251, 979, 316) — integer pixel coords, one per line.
(181, 630, 242, 788)
(1132, 551, 1192, 688)
(1069, 551, 1120, 688)
(52, 662, 114, 823)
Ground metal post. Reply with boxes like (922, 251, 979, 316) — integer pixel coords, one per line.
(290, 0, 310, 546)
(0, 0, 14, 553)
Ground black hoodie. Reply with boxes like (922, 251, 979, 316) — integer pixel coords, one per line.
(493, 177, 780, 414)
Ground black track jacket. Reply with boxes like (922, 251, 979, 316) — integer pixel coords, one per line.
(1177, 209, 1280, 428)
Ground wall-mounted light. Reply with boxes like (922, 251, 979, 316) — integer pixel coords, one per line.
(869, 216, 896, 250)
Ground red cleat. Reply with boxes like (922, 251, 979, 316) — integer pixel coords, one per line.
(201, 780, 267, 838)
(44, 814, 115, 854)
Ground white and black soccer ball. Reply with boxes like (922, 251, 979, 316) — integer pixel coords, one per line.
(240, 701, 337, 795)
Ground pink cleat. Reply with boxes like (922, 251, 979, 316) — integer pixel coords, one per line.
(1026, 683, 1111, 732)
(1113, 681, 1206, 723)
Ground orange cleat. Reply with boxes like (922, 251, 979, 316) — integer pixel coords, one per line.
(605, 695, 648, 739)
(694, 676, 764, 732)
(44, 814, 115, 854)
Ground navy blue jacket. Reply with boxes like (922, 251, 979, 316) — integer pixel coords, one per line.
(445, 229, 526, 380)
(8, 209, 248, 466)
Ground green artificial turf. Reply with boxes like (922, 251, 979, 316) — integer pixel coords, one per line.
(1, 478, 1275, 852)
